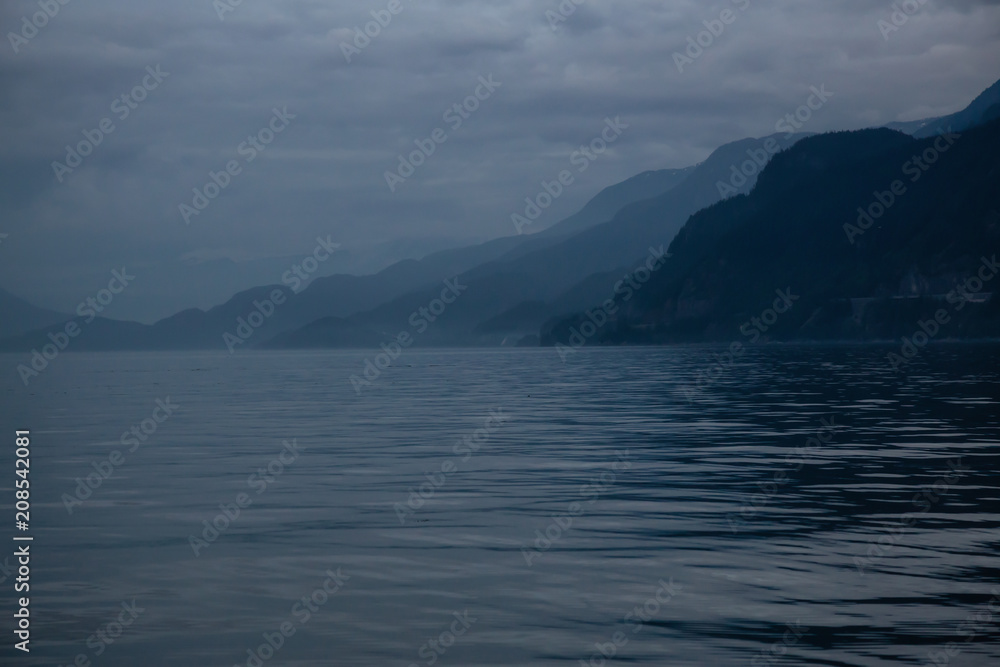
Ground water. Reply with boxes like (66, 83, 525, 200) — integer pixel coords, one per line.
(1, 344, 998, 666)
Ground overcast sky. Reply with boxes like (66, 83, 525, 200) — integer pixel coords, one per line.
(1, 0, 999, 320)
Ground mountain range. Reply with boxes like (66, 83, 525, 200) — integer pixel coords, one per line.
(2, 77, 998, 356)
(543, 123, 1000, 348)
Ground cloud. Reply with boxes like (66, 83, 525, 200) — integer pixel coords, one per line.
(0, 0, 998, 320)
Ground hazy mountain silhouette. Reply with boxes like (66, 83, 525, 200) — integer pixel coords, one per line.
(0, 288, 71, 340)
(267, 132, 806, 348)
(886, 77, 1000, 137)
(532, 167, 695, 239)
(0, 159, 697, 352)
(4, 77, 998, 353)
(912, 78, 1000, 137)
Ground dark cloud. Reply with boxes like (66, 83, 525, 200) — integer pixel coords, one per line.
(0, 0, 998, 320)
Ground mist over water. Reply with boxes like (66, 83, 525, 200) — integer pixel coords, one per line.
(2, 344, 998, 666)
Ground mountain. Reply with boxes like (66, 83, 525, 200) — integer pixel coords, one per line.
(533, 167, 695, 239)
(9, 77, 999, 353)
(0, 288, 71, 340)
(268, 132, 807, 348)
(0, 158, 699, 352)
(886, 77, 1000, 138)
(450, 133, 810, 338)
(912, 77, 1000, 138)
(885, 117, 943, 135)
(542, 119, 1000, 347)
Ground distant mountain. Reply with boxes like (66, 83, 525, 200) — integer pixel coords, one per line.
(0, 157, 702, 353)
(886, 77, 1000, 137)
(8, 78, 999, 353)
(0, 288, 70, 340)
(542, 119, 1000, 346)
(884, 116, 943, 136)
(533, 167, 695, 239)
(268, 132, 807, 348)
(912, 77, 1000, 137)
(446, 132, 811, 339)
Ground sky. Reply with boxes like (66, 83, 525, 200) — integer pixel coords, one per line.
(1, 0, 999, 322)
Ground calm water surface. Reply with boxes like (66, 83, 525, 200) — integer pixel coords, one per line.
(1, 345, 998, 666)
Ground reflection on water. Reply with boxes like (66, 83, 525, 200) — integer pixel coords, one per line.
(1, 344, 998, 666)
